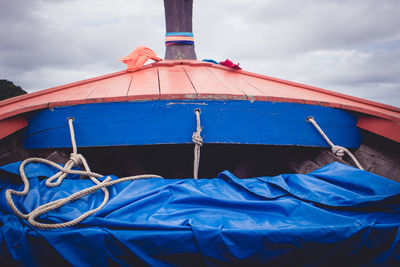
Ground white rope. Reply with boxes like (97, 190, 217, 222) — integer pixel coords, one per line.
(192, 109, 203, 179)
(6, 117, 162, 229)
(306, 116, 364, 170)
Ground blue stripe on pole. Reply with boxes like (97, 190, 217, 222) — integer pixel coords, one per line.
(165, 40, 194, 45)
(166, 32, 194, 37)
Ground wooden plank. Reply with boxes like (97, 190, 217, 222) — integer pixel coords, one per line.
(286, 159, 320, 174)
(1, 61, 398, 124)
(242, 74, 400, 121)
(0, 116, 28, 139)
(86, 73, 133, 103)
(242, 75, 342, 103)
(357, 116, 400, 143)
(1, 62, 399, 123)
(24, 100, 362, 149)
(184, 66, 246, 99)
(0, 102, 49, 121)
(227, 65, 400, 112)
(0, 71, 126, 108)
(159, 66, 197, 99)
(207, 68, 263, 100)
(45, 82, 96, 107)
(354, 144, 400, 182)
(0, 71, 127, 120)
(127, 68, 160, 100)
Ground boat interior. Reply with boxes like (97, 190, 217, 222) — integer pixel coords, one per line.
(2, 127, 399, 181)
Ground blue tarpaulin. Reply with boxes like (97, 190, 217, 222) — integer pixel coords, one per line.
(0, 161, 399, 266)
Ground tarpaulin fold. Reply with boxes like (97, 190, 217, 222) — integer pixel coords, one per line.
(0, 162, 399, 266)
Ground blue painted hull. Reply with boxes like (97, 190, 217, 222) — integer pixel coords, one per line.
(24, 100, 361, 149)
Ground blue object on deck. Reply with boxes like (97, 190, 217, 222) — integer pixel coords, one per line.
(0, 162, 399, 266)
(202, 59, 220, 64)
(24, 100, 362, 149)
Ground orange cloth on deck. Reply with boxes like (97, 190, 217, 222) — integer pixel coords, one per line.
(119, 46, 162, 72)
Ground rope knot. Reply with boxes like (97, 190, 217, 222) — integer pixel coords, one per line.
(70, 153, 81, 165)
(331, 145, 345, 157)
(192, 133, 203, 147)
(307, 116, 363, 169)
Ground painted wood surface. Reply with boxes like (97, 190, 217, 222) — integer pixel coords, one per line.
(1, 61, 399, 143)
(1, 61, 399, 123)
(0, 116, 27, 139)
(184, 66, 246, 100)
(24, 100, 361, 149)
(357, 116, 400, 143)
(127, 68, 160, 100)
(159, 66, 197, 99)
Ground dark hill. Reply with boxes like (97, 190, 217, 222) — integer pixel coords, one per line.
(0, 80, 27, 101)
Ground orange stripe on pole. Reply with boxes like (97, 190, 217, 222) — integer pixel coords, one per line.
(165, 36, 194, 42)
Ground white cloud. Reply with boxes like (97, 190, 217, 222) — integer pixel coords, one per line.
(194, 0, 400, 106)
(0, 0, 399, 107)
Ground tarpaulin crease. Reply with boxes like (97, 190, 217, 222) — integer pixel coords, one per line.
(0, 162, 399, 266)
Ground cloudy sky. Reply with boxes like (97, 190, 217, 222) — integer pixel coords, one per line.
(1, 0, 399, 107)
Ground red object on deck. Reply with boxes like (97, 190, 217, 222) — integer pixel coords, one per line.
(219, 59, 241, 70)
(119, 46, 162, 72)
(0, 60, 399, 141)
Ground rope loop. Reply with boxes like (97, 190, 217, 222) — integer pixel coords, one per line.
(6, 117, 163, 229)
(307, 116, 364, 170)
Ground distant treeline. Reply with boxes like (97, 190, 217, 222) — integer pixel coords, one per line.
(0, 80, 27, 101)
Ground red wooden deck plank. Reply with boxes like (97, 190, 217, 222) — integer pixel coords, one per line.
(158, 66, 197, 99)
(183, 66, 246, 100)
(0, 103, 48, 121)
(0, 71, 127, 108)
(0, 71, 128, 120)
(0, 76, 110, 118)
(0, 60, 399, 129)
(207, 68, 266, 101)
(43, 81, 96, 106)
(86, 73, 133, 103)
(221, 64, 400, 113)
(127, 68, 160, 100)
(357, 116, 400, 143)
(242, 74, 400, 121)
(340, 104, 399, 122)
(0, 116, 28, 139)
(243, 74, 342, 102)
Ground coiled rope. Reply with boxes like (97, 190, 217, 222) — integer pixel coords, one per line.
(5, 117, 162, 229)
(192, 109, 203, 179)
(307, 116, 364, 170)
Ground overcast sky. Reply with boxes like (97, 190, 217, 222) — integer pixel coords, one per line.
(1, 0, 399, 107)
